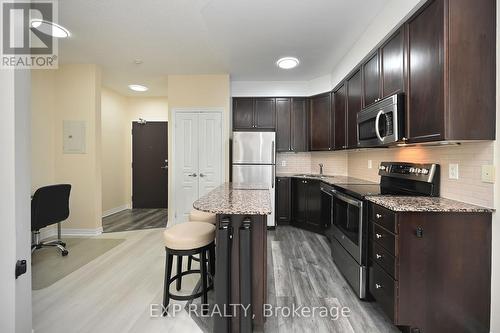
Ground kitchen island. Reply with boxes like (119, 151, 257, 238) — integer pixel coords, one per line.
(193, 183, 271, 333)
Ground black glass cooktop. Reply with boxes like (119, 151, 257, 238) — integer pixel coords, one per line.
(334, 184, 382, 200)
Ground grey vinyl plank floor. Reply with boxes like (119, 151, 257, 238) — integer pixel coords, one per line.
(102, 208, 168, 233)
(33, 224, 399, 333)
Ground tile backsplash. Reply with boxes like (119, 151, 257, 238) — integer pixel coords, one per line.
(277, 142, 494, 208)
(277, 151, 348, 175)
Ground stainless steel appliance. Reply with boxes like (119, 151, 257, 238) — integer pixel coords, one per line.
(232, 132, 276, 227)
(325, 162, 440, 299)
(357, 93, 405, 147)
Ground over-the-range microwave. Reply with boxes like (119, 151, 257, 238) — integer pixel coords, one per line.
(357, 93, 405, 147)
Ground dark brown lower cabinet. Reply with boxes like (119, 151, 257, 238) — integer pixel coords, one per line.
(275, 177, 291, 224)
(368, 203, 491, 333)
(291, 178, 322, 233)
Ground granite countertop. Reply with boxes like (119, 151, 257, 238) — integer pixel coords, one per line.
(366, 195, 494, 213)
(193, 182, 272, 215)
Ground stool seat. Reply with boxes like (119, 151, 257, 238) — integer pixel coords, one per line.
(189, 209, 217, 224)
(163, 222, 215, 250)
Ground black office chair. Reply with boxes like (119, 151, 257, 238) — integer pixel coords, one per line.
(31, 184, 71, 256)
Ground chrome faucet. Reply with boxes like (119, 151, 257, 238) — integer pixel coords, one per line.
(319, 163, 324, 176)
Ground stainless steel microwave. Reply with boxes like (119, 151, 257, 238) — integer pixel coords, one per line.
(357, 93, 405, 147)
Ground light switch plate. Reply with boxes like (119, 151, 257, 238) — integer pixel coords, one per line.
(481, 165, 495, 183)
(449, 163, 459, 180)
(368, 160, 372, 169)
(281, 160, 287, 167)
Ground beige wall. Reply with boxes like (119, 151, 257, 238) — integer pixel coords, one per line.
(167, 74, 230, 223)
(31, 64, 102, 232)
(101, 88, 129, 213)
(31, 70, 55, 190)
(100, 90, 168, 214)
(277, 152, 348, 176)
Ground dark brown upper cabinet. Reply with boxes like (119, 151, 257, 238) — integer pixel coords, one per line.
(406, 0, 495, 143)
(346, 69, 362, 148)
(291, 98, 308, 152)
(276, 98, 291, 151)
(380, 27, 405, 98)
(232, 98, 254, 130)
(275, 98, 308, 152)
(254, 98, 276, 129)
(309, 93, 332, 151)
(362, 52, 380, 107)
(233, 97, 276, 131)
(333, 85, 346, 150)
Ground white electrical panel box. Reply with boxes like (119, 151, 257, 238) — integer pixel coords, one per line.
(63, 120, 86, 154)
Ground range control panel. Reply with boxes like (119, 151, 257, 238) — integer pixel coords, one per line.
(378, 162, 439, 183)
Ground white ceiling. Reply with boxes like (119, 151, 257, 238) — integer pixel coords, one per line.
(58, 0, 389, 96)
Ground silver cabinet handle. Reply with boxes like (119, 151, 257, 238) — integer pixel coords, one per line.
(376, 213, 382, 219)
(199, 173, 206, 177)
(188, 173, 197, 177)
(375, 283, 382, 289)
(375, 233, 383, 239)
(376, 254, 382, 259)
(161, 166, 168, 169)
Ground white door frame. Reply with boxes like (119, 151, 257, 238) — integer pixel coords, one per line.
(171, 107, 225, 224)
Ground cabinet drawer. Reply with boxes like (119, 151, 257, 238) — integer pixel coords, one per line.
(371, 241, 397, 280)
(370, 204, 396, 233)
(369, 263, 396, 322)
(372, 223, 396, 256)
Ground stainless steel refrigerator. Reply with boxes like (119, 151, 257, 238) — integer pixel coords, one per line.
(232, 132, 275, 227)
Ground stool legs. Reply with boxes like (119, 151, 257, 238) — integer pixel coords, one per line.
(187, 255, 193, 271)
(200, 249, 208, 314)
(208, 246, 215, 277)
(176, 255, 183, 291)
(162, 251, 173, 316)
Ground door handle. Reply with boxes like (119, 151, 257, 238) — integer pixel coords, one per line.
(199, 173, 206, 177)
(188, 173, 197, 177)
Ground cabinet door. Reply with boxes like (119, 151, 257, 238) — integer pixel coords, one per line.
(407, 0, 444, 142)
(333, 84, 347, 150)
(346, 69, 362, 148)
(276, 98, 291, 152)
(305, 180, 322, 229)
(233, 98, 254, 130)
(291, 98, 308, 152)
(292, 178, 308, 225)
(309, 94, 331, 151)
(363, 52, 380, 107)
(254, 98, 276, 130)
(275, 177, 291, 224)
(381, 28, 405, 98)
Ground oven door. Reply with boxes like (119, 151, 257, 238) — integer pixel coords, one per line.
(331, 190, 363, 264)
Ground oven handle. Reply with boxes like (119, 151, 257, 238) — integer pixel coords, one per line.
(375, 110, 384, 142)
(332, 189, 363, 208)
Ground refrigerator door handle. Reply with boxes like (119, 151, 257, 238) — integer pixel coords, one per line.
(271, 141, 275, 165)
(271, 166, 275, 188)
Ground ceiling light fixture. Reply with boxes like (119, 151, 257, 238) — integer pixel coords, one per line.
(30, 19, 70, 38)
(128, 84, 149, 92)
(277, 57, 299, 69)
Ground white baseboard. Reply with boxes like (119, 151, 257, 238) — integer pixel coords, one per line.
(62, 227, 103, 236)
(38, 225, 103, 240)
(102, 203, 131, 218)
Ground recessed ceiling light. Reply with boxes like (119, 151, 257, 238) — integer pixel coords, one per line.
(30, 19, 70, 38)
(128, 84, 149, 92)
(277, 57, 299, 69)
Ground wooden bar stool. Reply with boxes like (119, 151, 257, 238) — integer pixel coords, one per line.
(187, 209, 217, 271)
(162, 222, 215, 315)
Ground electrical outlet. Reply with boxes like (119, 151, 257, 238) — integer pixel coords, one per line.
(281, 160, 287, 167)
(368, 160, 372, 169)
(449, 163, 459, 180)
(481, 165, 495, 183)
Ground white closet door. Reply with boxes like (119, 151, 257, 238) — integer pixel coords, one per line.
(174, 113, 199, 223)
(198, 113, 223, 197)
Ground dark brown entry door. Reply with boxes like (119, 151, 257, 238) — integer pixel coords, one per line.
(132, 121, 168, 208)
